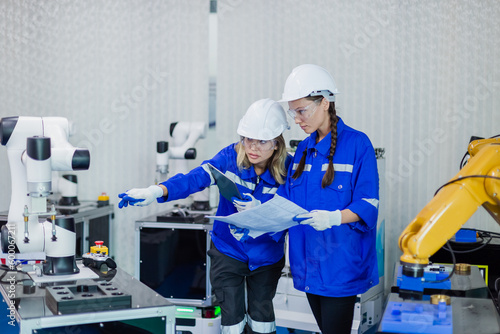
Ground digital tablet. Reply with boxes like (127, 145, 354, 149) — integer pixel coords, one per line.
(207, 163, 243, 201)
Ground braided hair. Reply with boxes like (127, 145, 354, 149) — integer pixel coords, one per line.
(292, 97, 338, 188)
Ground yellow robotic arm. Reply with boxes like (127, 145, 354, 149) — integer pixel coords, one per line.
(398, 138, 500, 277)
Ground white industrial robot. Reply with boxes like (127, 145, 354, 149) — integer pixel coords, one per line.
(156, 121, 210, 210)
(0, 116, 90, 275)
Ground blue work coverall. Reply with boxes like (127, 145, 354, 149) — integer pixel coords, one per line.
(278, 117, 379, 297)
(158, 143, 287, 333)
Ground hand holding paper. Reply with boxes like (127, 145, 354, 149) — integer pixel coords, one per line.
(232, 193, 261, 212)
(294, 210, 342, 231)
(208, 194, 307, 238)
(229, 224, 250, 242)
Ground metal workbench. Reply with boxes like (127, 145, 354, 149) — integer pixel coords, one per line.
(0, 263, 175, 333)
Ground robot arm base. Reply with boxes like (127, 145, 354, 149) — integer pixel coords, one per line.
(400, 260, 427, 278)
(43, 255, 80, 275)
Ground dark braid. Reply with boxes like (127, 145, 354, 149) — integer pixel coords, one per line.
(292, 98, 338, 183)
(322, 102, 338, 188)
(292, 148, 307, 179)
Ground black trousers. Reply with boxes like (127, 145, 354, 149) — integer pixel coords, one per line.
(306, 293, 357, 334)
(208, 244, 285, 333)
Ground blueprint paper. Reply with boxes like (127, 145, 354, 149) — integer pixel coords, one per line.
(207, 194, 307, 238)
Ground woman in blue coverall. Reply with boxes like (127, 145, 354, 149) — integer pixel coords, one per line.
(277, 64, 380, 334)
(118, 98, 291, 334)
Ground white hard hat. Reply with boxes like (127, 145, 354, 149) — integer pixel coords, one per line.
(237, 98, 289, 140)
(279, 64, 339, 102)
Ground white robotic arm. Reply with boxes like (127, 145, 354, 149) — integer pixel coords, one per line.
(169, 121, 207, 160)
(155, 121, 210, 210)
(0, 116, 90, 275)
(155, 122, 208, 181)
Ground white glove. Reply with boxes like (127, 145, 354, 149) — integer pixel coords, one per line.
(229, 224, 250, 242)
(233, 193, 261, 212)
(118, 185, 164, 208)
(294, 210, 342, 231)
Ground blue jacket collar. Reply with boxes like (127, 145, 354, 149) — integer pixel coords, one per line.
(308, 116, 345, 157)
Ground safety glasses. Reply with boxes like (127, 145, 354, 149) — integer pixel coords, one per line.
(240, 137, 276, 151)
(287, 99, 320, 120)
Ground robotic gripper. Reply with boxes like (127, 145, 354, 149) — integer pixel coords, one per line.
(0, 116, 90, 275)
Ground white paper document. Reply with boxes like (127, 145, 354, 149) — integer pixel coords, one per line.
(207, 194, 307, 238)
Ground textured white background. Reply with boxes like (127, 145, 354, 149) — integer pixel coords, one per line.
(1, 1, 499, 282)
(0, 0, 210, 274)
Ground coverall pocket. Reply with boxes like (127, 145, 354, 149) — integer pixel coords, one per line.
(289, 175, 306, 205)
(321, 173, 352, 207)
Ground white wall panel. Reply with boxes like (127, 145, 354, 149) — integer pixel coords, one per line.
(1, 0, 499, 284)
(0, 0, 209, 274)
(217, 0, 500, 285)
